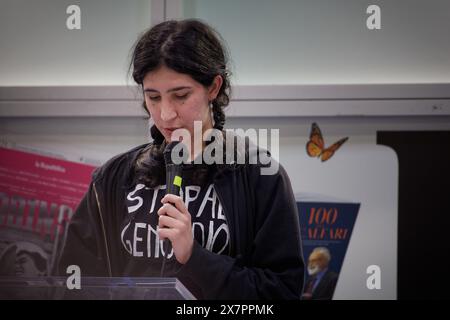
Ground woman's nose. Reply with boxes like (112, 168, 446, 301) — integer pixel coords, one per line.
(160, 101, 177, 121)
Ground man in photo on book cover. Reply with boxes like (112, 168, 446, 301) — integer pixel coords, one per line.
(301, 247, 338, 300)
(0, 241, 49, 277)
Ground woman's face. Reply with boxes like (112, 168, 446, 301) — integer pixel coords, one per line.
(143, 65, 222, 143)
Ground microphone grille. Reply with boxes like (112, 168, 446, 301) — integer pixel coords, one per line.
(163, 141, 180, 165)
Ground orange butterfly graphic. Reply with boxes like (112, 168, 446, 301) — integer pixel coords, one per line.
(306, 122, 348, 162)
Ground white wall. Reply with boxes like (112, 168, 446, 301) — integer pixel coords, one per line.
(1, 0, 450, 85)
(2, 114, 450, 170)
(184, 0, 450, 85)
(0, 0, 150, 86)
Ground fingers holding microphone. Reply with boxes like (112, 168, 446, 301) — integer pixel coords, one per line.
(157, 194, 193, 265)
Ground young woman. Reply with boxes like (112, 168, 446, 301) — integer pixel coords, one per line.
(58, 19, 304, 299)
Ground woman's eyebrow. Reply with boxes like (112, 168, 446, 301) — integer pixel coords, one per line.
(143, 86, 192, 93)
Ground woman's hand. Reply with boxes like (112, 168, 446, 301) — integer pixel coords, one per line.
(157, 194, 193, 264)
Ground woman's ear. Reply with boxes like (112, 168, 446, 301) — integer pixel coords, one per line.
(208, 75, 223, 101)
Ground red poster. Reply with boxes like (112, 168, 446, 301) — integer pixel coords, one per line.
(0, 147, 97, 277)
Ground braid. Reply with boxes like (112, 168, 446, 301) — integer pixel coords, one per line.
(150, 124, 164, 145)
(212, 100, 226, 131)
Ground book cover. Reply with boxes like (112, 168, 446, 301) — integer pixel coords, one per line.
(296, 193, 360, 300)
(0, 146, 96, 279)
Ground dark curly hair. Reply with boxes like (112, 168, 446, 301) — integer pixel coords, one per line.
(130, 19, 232, 187)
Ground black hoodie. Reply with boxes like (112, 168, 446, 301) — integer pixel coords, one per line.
(57, 140, 304, 300)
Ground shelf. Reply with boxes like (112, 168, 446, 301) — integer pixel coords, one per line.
(1, 84, 450, 117)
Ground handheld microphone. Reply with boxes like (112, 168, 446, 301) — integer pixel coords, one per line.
(164, 141, 183, 197)
(161, 141, 184, 259)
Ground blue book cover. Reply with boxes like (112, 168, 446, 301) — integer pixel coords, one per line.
(296, 194, 360, 300)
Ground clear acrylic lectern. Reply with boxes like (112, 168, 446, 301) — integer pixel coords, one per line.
(0, 277, 196, 300)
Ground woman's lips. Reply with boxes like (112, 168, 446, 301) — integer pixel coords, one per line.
(163, 127, 180, 136)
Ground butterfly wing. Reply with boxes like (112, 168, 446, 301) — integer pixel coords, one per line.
(320, 137, 348, 162)
(310, 122, 324, 150)
(306, 141, 322, 157)
(306, 122, 324, 157)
